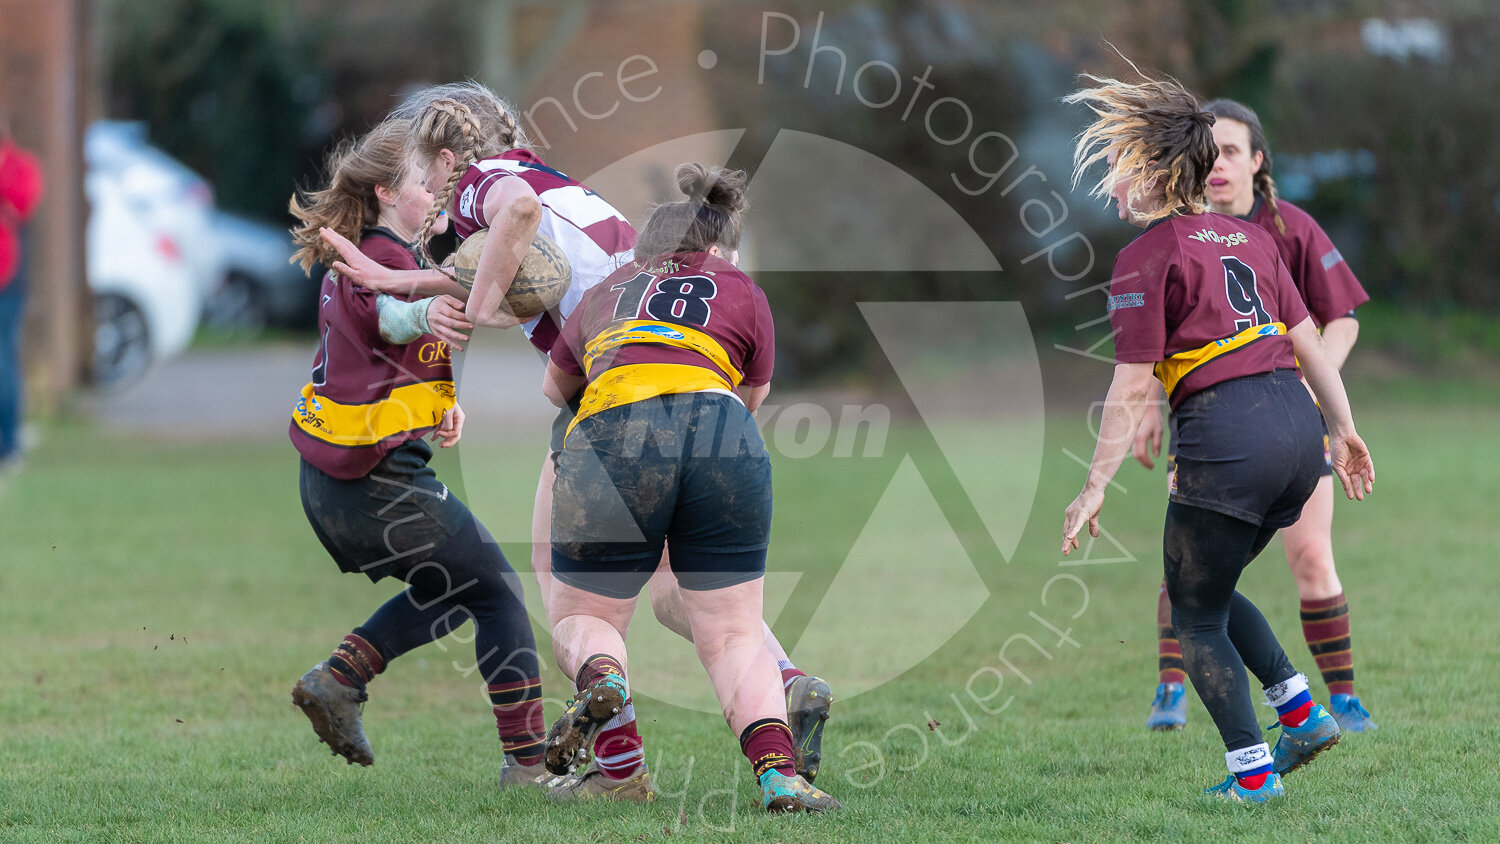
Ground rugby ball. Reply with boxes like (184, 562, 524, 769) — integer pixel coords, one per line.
(444, 230, 572, 320)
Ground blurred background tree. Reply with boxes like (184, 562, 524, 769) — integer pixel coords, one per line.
(89, 0, 1500, 375)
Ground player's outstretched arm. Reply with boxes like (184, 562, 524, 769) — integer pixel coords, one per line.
(466, 178, 542, 329)
(319, 227, 467, 298)
(1063, 362, 1157, 555)
(1290, 317, 1374, 499)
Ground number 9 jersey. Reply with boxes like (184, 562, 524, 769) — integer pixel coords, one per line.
(1107, 212, 1311, 408)
(549, 251, 774, 442)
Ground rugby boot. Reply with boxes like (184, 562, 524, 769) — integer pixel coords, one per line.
(543, 673, 627, 775)
(497, 754, 553, 791)
(532, 758, 656, 803)
(1270, 703, 1341, 776)
(1202, 772, 1285, 803)
(1147, 681, 1188, 731)
(759, 770, 842, 813)
(291, 662, 373, 766)
(785, 674, 833, 781)
(1327, 694, 1378, 732)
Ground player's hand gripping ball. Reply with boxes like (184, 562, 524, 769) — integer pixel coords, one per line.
(443, 230, 572, 320)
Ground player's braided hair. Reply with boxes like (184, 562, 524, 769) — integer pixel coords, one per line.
(402, 82, 530, 273)
(1202, 99, 1287, 234)
(634, 163, 750, 260)
(288, 119, 409, 275)
(1065, 70, 1216, 224)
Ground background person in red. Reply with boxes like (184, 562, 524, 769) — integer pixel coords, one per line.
(1059, 71, 1374, 803)
(1136, 99, 1377, 734)
(0, 117, 45, 478)
(284, 118, 552, 789)
(539, 164, 840, 814)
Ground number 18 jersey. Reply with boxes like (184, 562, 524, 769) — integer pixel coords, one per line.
(550, 251, 774, 434)
(1107, 212, 1310, 408)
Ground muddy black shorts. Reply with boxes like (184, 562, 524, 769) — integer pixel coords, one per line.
(549, 396, 582, 454)
(1166, 376, 1333, 490)
(550, 392, 772, 600)
(1167, 369, 1327, 529)
(299, 439, 474, 582)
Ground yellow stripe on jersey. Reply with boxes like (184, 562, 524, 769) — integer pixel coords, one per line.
(566, 363, 735, 443)
(582, 320, 744, 385)
(1154, 322, 1287, 398)
(292, 380, 456, 448)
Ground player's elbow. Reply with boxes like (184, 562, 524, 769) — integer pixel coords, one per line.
(507, 192, 542, 229)
(1112, 362, 1156, 401)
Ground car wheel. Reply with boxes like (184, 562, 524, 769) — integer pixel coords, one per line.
(203, 271, 267, 333)
(91, 292, 153, 390)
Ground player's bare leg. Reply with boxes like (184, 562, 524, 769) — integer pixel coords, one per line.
(677, 577, 840, 811)
(1283, 477, 1342, 600)
(1282, 476, 1375, 730)
(648, 553, 833, 779)
(545, 582, 635, 770)
(540, 580, 652, 799)
(673, 577, 783, 733)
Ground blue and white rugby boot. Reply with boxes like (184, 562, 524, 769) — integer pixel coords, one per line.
(1270, 703, 1341, 775)
(1147, 682, 1187, 731)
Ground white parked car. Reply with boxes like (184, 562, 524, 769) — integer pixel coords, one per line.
(202, 210, 316, 332)
(85, 121, 223, 388)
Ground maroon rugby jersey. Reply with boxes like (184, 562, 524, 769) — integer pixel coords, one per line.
(289, 229, 457, 479)
(1108, 213, 1310, 408)
(452, 149, 636, 354)
(552, 251, 774, 397)
(1246, 194, 1368, 327)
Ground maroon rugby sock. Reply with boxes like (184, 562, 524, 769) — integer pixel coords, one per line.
(1157, 582, 1186, 686)
(490, 677, 545, 765)
(740, 718, 796, 779)
(327, 630, 386, 690)
(1301, 593, 1354, 696)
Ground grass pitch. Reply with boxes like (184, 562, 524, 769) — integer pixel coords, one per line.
(2, 369, 1498, 841)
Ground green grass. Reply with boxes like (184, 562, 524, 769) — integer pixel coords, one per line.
(3, 371, 1498, 842)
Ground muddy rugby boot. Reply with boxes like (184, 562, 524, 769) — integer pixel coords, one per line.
(1270, 703, 1341, 776)
(291, 662, 373, 766)
(543, 674, 627, 775)
(497, 754, 562, 792)
(759, 770, 842, 813)
(785, 674, 833, 781)
(531, 758, 656, 803)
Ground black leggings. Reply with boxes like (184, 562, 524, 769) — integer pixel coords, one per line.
(1163, 501, 1297, 751)
(360, 516, 540, 689)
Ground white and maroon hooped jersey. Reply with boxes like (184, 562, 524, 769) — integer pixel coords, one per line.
(452, 149, 637, 353)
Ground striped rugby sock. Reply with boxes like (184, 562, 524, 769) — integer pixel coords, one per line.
(1157, 582, 1186, 686)
(592, 699, 645, 779)
(327, 629, 386, 690)
(1301, 593, 1354, 696)
(489, 677, 545, 765)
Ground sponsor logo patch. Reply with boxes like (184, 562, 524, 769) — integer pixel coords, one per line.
(458, 185, 476, 219)
(1106, 292, 1146, 312)
(1321, 247, 1344, 270)
(1188, 228, 1248, 247)
(631, 324, 686, 340)
(1234, 746, 1269, 766)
